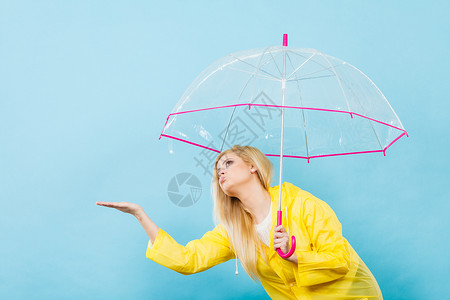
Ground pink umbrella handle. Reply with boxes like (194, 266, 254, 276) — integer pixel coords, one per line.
(276, 210, 296, 258)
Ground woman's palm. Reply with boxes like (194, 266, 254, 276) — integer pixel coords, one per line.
(96, 201, 141, 215)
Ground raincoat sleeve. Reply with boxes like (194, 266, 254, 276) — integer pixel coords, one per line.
(293, 193, 351, 287)
(146, 224, 234, 275)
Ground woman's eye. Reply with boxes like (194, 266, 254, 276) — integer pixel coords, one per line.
(226, 160, 232, 167)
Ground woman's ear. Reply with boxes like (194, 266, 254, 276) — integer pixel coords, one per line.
(250, 165, 257, 173)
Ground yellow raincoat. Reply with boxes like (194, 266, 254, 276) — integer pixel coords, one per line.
(146, 182, 383, 299)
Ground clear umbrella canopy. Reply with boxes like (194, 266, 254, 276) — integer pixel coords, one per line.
(160, 46, 407, 161)
(160, 37, 408, 259)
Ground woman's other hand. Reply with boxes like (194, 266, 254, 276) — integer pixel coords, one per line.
(274, 225, 290, 254)
(96, 201, 143, 216)
(274, 225, 298, 263)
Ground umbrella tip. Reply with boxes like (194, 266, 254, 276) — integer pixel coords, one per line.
(283, 34, 288, 47)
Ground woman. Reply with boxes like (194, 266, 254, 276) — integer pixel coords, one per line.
(97, 145, 382, 299)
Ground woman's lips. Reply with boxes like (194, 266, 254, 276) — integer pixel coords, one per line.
(220, 177, 226, 184)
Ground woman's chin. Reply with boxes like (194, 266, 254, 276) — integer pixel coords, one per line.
(220, 183, 235, 197)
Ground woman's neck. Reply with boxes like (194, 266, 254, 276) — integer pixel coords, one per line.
(235, 182, 272, 224)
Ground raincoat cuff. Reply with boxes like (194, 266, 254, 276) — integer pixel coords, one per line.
(294, 250, 349, 287)
(294, 251, 320, 286)
(146, 228, 164, 256)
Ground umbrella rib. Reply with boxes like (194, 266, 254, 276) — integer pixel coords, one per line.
(348, 86, 384, 150)
(322, 55, 353, 116)
(286, 52, 317, 80)
(268, 49, 283, 78)
(350, 63, 406, 131)
(227, 66, 281, 82)
(287, 74, 336, 82)
(286, 50, 335, 77)
(286, 52, 310, 159)
(183, 49, 280, 106)
(248, 47, 272, 103)
(237, 69, 261, 101)
(292, 65, 337, 81)
(323, 55, 384, 150)
(220, 106, 237, 152)
(229, 53, 281, 80)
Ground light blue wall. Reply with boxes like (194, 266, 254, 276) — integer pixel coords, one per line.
(1, 1, 448, 299)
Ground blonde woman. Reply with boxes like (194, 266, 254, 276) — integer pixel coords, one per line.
(97, 145, 382, 299)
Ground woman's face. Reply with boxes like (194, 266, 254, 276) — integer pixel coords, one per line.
(216, 152, 255, 197)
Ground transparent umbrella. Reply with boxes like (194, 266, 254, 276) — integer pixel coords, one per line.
(159, 34, 408, 257)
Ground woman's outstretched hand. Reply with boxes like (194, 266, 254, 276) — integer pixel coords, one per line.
(96, 201, 143, 216)
(274, 225, 298, 264)
(97, 201, 159, 243)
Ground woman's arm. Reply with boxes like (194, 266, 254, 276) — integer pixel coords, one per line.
(134, 208, 159, 244)
(146, 225, 234, 275)
(286, 253, 298, 264)
(96, 201, 159, 243)
(293, 196, 351, 286)
(97, 201, 234, 275)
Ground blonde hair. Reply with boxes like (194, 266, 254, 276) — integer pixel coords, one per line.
(212, 145, 273, 280)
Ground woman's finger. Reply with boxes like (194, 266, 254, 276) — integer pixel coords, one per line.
(97, 202, 115, 207)
(97, 202, 127, 210)
(274, 236, 287, 242)
(274, 231, 288, 238)
(98, 201, 122, 206)
(274, 237, 286, 244)
(275, 225, 287, 233)
(274, 242, 287, 251)
(274, 236, 289, 244)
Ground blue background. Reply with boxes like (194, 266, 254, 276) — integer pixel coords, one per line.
(1, 1, 448, 299)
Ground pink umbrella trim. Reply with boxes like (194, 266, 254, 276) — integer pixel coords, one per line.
(159, 130, 407, 162)
(160, 103, 407, 134)
(159, 103, 408, 161)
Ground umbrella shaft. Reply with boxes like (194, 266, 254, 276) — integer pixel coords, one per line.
(278, 48, 287, 212)
(278, 105, 284, 211)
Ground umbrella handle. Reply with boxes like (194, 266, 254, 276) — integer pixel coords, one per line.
(276, 210, 296, 258)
